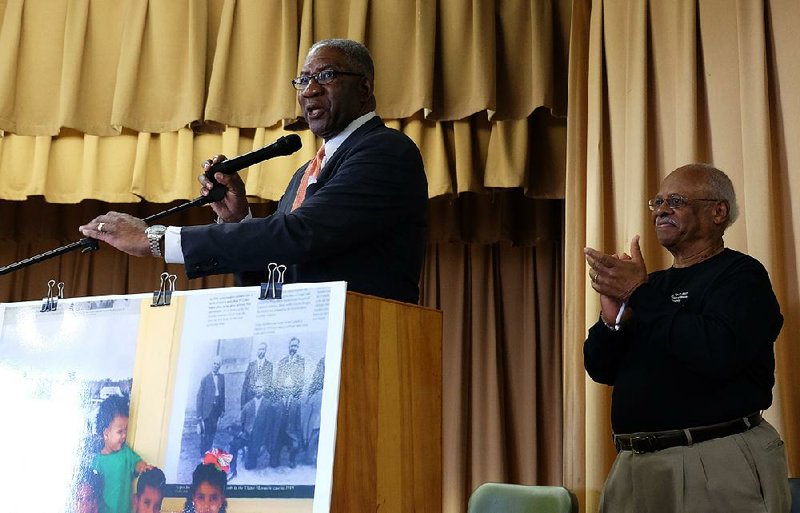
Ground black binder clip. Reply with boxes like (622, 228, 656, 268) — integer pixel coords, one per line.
(260, 263, 286, 300)
(40, 279, 65, 312)
(152, 272, 177, 307)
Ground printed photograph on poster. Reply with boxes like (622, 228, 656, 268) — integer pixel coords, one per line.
(0, 297, 145, 513)
(162, 283, 346, 505)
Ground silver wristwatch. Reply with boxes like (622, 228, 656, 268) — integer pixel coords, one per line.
(145, 225, 167, 258)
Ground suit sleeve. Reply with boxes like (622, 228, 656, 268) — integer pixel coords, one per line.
(196, 377, 205, 417)
(220, 376, 225, 413)
(241, 365, 250, 406)
(179, 129, 426, 277)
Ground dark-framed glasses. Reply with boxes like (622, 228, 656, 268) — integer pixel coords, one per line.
(648, 194, 720, 211)
(291, 70, 364, 90)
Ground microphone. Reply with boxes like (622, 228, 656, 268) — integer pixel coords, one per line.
(205, 134, 303, 179)
(200, 133, 303, 204)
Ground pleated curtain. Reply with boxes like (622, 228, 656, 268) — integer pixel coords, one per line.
(0, 0, 567, 203)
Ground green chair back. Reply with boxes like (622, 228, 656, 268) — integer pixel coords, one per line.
(468, 483, 575, 513)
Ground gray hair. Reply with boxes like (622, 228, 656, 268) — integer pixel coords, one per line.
(308, 39, 375, 80)
(686, 163, 739, 228)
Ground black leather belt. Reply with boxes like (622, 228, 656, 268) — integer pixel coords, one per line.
(613, 412, 762, 454)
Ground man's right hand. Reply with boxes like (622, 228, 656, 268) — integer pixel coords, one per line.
(585, 235, 648, 302)
(199, 155, 250, 223)
(598, 250, 632, 322)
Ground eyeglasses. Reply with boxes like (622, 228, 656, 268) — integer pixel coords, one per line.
(291, 69, 364, 90)
(647, 194, 720, 211)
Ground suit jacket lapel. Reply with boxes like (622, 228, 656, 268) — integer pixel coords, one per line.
(307, 116, 384, 196)
(283, 116, 384, 206)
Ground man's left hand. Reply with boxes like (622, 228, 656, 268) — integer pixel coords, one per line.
(78, 212, 151, 257)
(585, 235, 648, 301)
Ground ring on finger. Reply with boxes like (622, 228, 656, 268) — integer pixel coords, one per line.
(97, 222, 105, 233)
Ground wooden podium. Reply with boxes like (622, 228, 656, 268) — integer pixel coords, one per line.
(330, 292, 443, 513)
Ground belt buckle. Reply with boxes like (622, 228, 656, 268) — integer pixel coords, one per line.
(629, 435, 656, 454)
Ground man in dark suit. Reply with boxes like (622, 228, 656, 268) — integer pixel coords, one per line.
(241, 341, 272, 410)
(269, 337, 306, 468)
(240, 384, 270, 470)
(303, 356, 325, 465)
(80, 38, 428, 304)
(274, 337, 305, 399)
(196, 356, 225, 456)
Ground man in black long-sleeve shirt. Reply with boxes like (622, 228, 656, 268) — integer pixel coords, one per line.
(584, 163, 790, 513)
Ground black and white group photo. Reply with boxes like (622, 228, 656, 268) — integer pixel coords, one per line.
(168, 330, 329, 497)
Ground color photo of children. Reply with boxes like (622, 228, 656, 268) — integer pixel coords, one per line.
(0, 297, 144, 513)
(92, 395, 154, 513)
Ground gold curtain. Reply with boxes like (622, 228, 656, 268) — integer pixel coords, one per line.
(0, 0, 569, 203)
(0, 112, 565, 203)
(422, 239, 564, 513)
(0, 0, 566, 136)
(422, 192, 564, 511)
(565, 0, 800, 511)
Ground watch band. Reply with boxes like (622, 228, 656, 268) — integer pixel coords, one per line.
(146, 225, 167, 258)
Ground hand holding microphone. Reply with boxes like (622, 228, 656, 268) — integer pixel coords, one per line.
(199, 134, 303, 223)
(199, 155, 249, 223)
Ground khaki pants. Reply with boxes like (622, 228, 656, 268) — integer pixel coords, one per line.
(599, 420, 790, 513)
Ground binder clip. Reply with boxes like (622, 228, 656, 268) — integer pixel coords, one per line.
(260, 263, 286, 300)
(40, 280, 65, 312)
(152, 272, 177, 307)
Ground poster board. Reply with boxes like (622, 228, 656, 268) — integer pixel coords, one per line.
(0, 282, 347, 513)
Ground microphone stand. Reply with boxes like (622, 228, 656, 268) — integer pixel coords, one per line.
(0, 186, 227, 276)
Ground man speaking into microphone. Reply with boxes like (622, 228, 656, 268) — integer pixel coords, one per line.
(80, 39, 428, 304)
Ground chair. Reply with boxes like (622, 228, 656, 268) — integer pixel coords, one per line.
(468, 483, 576, 513)
(790, 477, 800, 513)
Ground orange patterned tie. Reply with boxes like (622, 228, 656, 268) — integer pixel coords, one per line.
(291, 144, 326, 211)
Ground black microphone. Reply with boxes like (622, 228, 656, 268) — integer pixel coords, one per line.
(205, 134, 303, 179)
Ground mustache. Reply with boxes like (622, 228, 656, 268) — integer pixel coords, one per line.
(655, 216, 677, 227)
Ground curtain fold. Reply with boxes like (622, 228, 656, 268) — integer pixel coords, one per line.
(353, 0, 436, 120)
(0, 0, 125, 136)
(0, 0, 570, 207)
(765, 0, 800, 464)
(111, 0, 209, 133)
(0, 0, 569, 137)
(0, 113, 566, 202)
(204, 0, 300, 128)
(422, 239, 563, 513)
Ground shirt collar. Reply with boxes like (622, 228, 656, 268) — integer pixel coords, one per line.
(321, 111, 376, 166)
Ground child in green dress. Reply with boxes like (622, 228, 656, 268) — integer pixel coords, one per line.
(91, 395, 152, 513)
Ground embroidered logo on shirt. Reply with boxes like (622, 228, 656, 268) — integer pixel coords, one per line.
(671, 291, 689, 302)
